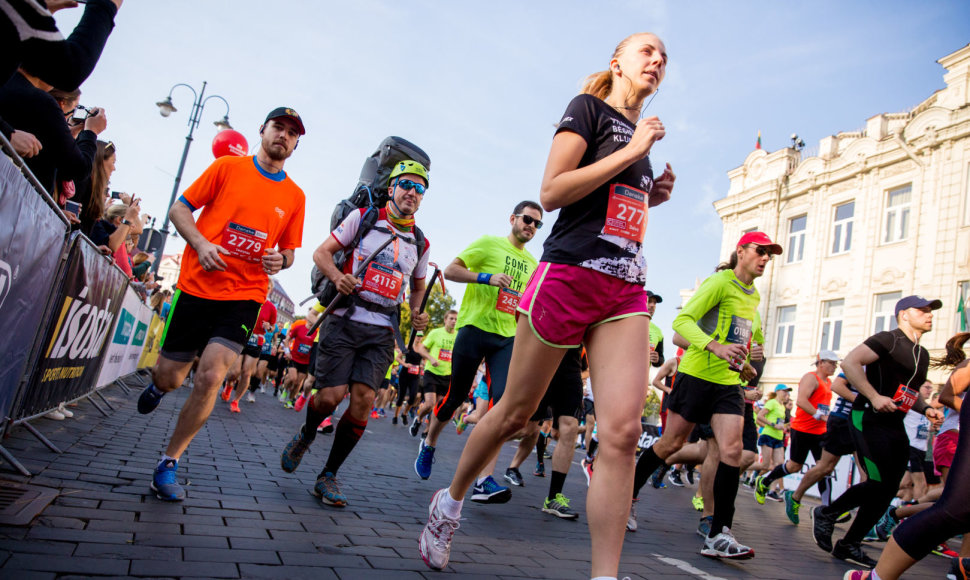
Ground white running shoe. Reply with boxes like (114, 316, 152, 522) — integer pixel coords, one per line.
(58, 403, 74, 418)
(418, 489, 460, 570)
(626, 498, 638, 532)
(700, 526, 755, 559)
(247, 392, 256, 403)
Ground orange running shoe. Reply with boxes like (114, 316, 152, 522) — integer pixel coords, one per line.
(229, 401, 241, 413)
(220, 382, 232, 402)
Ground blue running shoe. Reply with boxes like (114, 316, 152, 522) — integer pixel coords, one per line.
(415, 440, 435, 480)
(138, 384, 166, 414)
(281, 426, 313, 473)
(151, 459, 185, 501)
(470, 475, 511, 503)
(312, 472, 347, 507)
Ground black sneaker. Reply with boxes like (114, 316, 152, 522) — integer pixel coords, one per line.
(686, 468, 696, 485)
(409, 418, 421, 437)
(948, 556, 970, 580)
(668, 470, 685, 487)
(812, 506, 837, 552)
(832, 539, 877, 569)
(392, 416, 398, 425)
(504, 467, 524, 487)
(138, 384, 166, 414)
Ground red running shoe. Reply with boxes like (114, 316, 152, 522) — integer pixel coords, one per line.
(220, 382, 232, 401)
(229, 401, 241, 413)
(294, 394, 307, 412)
(932, 542, 959, 558)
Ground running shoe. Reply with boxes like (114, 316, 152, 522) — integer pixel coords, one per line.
(370, 409, 379, 419)
(294, 394, 307, 412)
(843, 571, 871, 580)
(766, 490, 783, 502)
(542, 493, 578, 520)
(246, 392, 256, 403)
(581, 457, 594, 486)
(832, 539, 876, 568)
(415, 440, 435, 480)
(543, 449, 553, 459)
(57, 403, 73, 418)
(229, 400, 241, 413)
(280, 426, 312, 473)
(137, 383, 166, 414)
(455, 413, 468, 434)
(503, 468, 524, 487)
(533, 461, 545, 477)
(668, 470, 685, 487)
(685, 468, 696, 485)
(933, 542, 960, 558)
(151, 459, 185, 501)
(753, 474, 768, 505)
(874, 506, 899, 541)
(740, 474, 753, 488)
(284, 400, 294, 409)
(700, 526, 754, 559)
(948, 556, 970, 580)
(626, 498, 638, 532)
(650, 465, 669, 489)
(863, 527, 880, 542)
(220, 382, 232, 401)
(697, 515, 713, 538)
(312, 472, 347, 507)
(402, 414, 409, 426)
(470, 476, 511, 504)
(378, 408, 386, 418)
(392, 416, 398, 425)
(784, 491, 800, 525)
(575, 441, 585, 450)
(409, 417, 421, 437)
(419, 488, 460, 570)
(691, 495, 704, 512)
(318, 416, 334, 434)
(812, 506, 837, 553)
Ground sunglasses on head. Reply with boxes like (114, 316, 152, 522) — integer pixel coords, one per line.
(744, 244, 773, 258)
(515, 214, 543, 229)
(395, 179, 426, 195)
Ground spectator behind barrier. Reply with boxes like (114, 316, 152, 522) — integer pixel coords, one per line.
(76, 140, 115, 235)
(131, 251, 154, 282)
(0, 68, 106, 195)
(49, 87, 83, 207)
(90, 197, 142, 278)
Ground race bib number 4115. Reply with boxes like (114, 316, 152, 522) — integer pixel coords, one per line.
(362, 263, 404, 300)
(604, 184, 647, 243)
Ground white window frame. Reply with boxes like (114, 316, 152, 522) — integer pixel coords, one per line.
(819, 299, 844, 353)
(775, 305, 797, 355)
(873, 291, 901, 333)
(883, 185, 912, 244)
(957, 281, 970, 333)
(831, 201, 854, 255)
(786, 215, 807, 264)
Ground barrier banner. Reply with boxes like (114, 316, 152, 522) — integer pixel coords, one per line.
(95, 287, 146, 387)
(123, 298, 152, 376)
(0, 157, 68, 421)
(138, 313, 164, 369)
(17, 234, 127, 418)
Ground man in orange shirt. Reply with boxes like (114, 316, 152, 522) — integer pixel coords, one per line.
(136, 107, 307, 501)
(754, 350, 838, 505)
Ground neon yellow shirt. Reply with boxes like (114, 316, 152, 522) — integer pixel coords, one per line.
(422, 327, 457, 377)
(456, 235, 537, 338)
(762, 398, 786, 440)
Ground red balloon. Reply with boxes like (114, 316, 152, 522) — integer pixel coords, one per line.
(212, 129, 249, 158)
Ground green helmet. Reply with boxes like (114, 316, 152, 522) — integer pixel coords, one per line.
(388, 160, 429, 186)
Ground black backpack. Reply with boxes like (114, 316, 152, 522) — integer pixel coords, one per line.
(309, 136, 431, 308)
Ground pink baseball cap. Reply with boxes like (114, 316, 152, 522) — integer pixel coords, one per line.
(737, 231, 783, 255)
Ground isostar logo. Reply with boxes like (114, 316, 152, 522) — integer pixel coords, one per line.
(132, 320, 148, 346)
(112, 309, 135, 346)
(0, 259, 12, 311)
(45, 286, 116, 361)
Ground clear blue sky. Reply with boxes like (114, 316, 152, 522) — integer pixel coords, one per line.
(55, 1, 969, 333)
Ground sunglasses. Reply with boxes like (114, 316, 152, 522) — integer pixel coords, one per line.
(395, 179, 426, 195)
(104, 141, 116, 155)
(744, 244, 773, 258)
(515, 214, 543, 229)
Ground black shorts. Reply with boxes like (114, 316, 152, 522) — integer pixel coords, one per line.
(421, 372, 451, 397)
(531, 347, 584, 422)
(160, 290, 261, 362)
(290, 361, 309, 375)
(688, 423, 714, 443)
(259, 351, 274, 363)
(666, 372, 744, 425)
(822, 415, 856, 456)
(907, 446, 928, 473)
(789, 429, 824, 465)
(379, 378, 390, 391)
(314, 318, 394, 391)
(307, 341, 319, 377)
(742, 404, 758, 453)
(583, 398, 595, 417)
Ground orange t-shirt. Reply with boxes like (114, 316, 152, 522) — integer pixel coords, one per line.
(791, 372, 832, 435)
(177, 156, 305, 302)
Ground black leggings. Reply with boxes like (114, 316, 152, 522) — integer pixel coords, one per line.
(395, 352, 423, 408)
(434, 325, 513, 422)
(822, 412, 909, 544)
(892, 399, 970, 559)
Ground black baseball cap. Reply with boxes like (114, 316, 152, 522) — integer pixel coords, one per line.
(647, 290, 663, 303)
(895, 295, 942, 317)
(264, 107, 305, 135)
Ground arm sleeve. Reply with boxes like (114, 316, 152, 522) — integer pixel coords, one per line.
(671, 275, 724, 352)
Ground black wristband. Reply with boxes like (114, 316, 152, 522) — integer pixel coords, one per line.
(281, 254, 289, 269)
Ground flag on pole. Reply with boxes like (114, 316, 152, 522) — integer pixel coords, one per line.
(756, 130, 762, 150)
(959, 285, 968, 332)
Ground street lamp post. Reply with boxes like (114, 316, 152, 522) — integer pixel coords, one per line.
(152, 81, 232, 271)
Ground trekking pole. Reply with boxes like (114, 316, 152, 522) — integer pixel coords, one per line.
(406, 262, 443, 352)
(307, 234, 397, 334)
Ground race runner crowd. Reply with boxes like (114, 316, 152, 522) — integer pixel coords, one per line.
(4, 9, 969, 580)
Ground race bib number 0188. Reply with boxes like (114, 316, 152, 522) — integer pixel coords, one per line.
(496, 287, 522, 315)
(604, 184, 647, 242)
(221, 222, 268, 262)
(362, 263, 404, 300)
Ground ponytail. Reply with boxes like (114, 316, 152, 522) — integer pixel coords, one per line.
(581, 70, 613, 101)
(931, 332, 970, 368)
(716, 250, 739, 272)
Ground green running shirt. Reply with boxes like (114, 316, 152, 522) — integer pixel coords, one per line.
(455, 235, 537, 338)
(422, 327, 457, 377)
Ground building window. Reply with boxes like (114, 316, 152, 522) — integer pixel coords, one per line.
(964, 164, 970, 226)
(786, 215, 807, 264)
(831, 202, 854, 255)
(873, 291, 901, 333)
(775, 305, 797, 355)
(819, 299, 844, 352)
(958, 281, 970, 333)
(884, 185, 911, 244)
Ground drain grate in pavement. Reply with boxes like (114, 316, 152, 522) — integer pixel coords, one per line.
(0, 481, 58, 526)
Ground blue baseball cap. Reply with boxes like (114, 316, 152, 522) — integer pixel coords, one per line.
(894, 295, 942, 317)
(774, 384, 791, 392)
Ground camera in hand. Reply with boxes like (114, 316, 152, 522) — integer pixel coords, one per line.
(65, 201, 82, 216)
